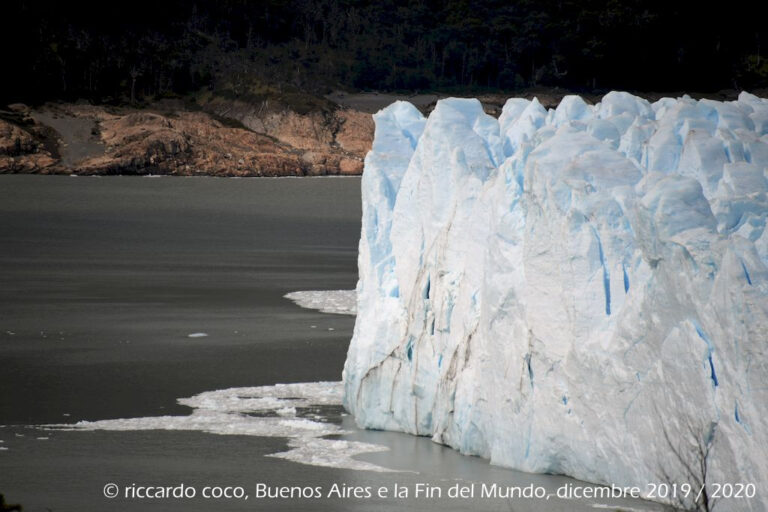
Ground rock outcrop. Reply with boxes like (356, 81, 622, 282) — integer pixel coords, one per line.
(0, 111, 57, 172)
(0, 99, 374, 176)
(200, 95, 373, 175)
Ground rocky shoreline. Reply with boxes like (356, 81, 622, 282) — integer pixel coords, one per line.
(0, 97, 373, 176)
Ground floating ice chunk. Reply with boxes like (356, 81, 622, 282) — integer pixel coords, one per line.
(276, 406, 296, 417)
(268, 438, 394, 472)
(284, 290, 356, 315)
(44, 382, 396, 472)
(592, 505, 653, 512)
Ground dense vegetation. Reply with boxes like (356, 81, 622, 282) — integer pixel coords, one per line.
(2, 0, 767, 104)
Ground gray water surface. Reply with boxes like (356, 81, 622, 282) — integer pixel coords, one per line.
(0, 176, 664, 512)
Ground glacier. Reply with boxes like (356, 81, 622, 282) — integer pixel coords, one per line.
(344, 92, 768, 510)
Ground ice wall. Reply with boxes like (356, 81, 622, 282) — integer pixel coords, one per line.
(344, 93, 768, 510)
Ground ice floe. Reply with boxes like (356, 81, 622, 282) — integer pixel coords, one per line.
(284, 290, 357, 315)
(43, 381, 394, 472)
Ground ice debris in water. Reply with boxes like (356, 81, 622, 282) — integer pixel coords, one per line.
(284, 290, 357, 315)
(43, 382, 395, 472)
(344, 92, 768, 509)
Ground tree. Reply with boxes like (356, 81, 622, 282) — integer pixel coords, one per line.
(129, 66, 142, 104)
(656, 407, 719, 512)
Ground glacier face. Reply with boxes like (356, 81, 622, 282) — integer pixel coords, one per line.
(344, 92, 768, 509)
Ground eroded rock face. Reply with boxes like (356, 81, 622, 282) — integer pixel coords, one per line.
(0, 119, 37, 155)
(201, 97, 373, 174)
(336, 109, 376, 156)
(0, 118, 57, 172)
(0, 100, 373, 176)
(72, 109, 302, 176)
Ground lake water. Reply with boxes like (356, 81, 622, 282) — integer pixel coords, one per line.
(0, 176, 663, 511)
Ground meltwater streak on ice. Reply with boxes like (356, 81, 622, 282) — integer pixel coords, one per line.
(344, 93, 768, 510)
(43, 382, 396, 472)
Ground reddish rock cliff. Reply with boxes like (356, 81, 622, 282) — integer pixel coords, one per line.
(0, 99, 373, 176)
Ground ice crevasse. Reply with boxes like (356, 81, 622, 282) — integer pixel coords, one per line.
(343, 92, 768, 509)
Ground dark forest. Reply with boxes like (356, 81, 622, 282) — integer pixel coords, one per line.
(2, 0, 767, 105)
